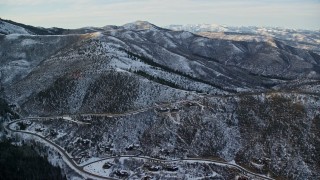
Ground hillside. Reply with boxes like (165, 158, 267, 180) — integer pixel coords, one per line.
(1, 19, 319, 180)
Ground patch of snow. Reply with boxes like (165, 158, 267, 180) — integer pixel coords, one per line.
(79, 157, 104, 166)
(162, 36, 177, 48)
(56, 132, 67, 139)
(21, 39, 39, 46)
(5, 34, 21, 40)
(8, 59, 30, 67)
(62, 116, 72, 121)
(83, 159, 113, 178)
(177, 31, 193, 39)
(231, 43, 243, 53)
(228, 160, 237, 165)
(251, 161, 264, 169)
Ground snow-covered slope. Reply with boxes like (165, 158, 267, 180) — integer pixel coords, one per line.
(1, 20, 320, 179)
(0, 20, 31, 35)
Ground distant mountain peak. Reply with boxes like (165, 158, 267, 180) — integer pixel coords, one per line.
(164, 23, 228, 33)
(123, 20, 159, 31)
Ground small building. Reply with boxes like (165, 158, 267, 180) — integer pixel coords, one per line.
(170, 107, 180, 113)
(164, 165, 179, 171)
(148, 166, 161, 171)
(102, 162, 113, 169)
(156, 107, 170, 112)
(125, 144, 140, 151)
(114, 170, 129, 177)
(186, 102, 196, 107)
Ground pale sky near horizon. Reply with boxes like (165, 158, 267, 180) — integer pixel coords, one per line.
(0, 0, 319, 30)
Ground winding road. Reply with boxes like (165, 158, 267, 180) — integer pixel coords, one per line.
(16, 90, 320, 123)
(5, 91, 318, 179)
(6, 120, 274, 180)
(5, 120, 118, 180)
(82, 155, 274, 180)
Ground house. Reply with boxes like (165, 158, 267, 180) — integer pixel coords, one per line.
(148, 165, 161, 171)
(170, 107, 180, 113)
(114, 170, 129, 177)
(102, 162, 113, 169)
(164, 165, 179, 171)
(156, 107, 170, 112)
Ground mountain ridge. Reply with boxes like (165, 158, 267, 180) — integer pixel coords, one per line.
(1, 19, 320, 179)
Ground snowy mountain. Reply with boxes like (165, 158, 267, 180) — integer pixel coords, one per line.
(1, 19, 320, 180)
(165, 24, 229, 33)
(165, 24, 320, 54)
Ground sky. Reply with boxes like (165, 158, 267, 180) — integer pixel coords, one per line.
(0, 0, 319, 30)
